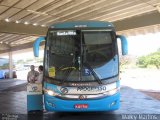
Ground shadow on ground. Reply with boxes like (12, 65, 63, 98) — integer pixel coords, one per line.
(21, 111, 120, 120)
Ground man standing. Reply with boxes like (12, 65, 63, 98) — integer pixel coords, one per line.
(35, 65, 43, 83)
(27, 65, 39, 83)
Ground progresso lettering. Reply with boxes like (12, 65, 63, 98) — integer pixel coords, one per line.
(77, 86, 107, 92)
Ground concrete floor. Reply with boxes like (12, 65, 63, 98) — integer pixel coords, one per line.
(0, 79, 160, 120)
(0, 79, 26, 91)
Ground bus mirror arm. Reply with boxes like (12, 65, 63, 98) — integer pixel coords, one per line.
(117, 35, 128, 56)
(33, 36, 45, 57)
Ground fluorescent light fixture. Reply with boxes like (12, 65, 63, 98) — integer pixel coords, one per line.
(5, 18, 10, 22)
(41, 24, 46, 27)
(156, 6, 160, 13)
(24, 21, 29, 25)
(33, 23, 38, 26)
(15, 20, 20, 23)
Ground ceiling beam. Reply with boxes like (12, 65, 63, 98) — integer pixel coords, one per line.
(0, 41, 45, 54)
(0, 20, 48, 36)
(0, 11, 160, 36)
(0, 11, 160, 55)
(113, 11, 160, 31)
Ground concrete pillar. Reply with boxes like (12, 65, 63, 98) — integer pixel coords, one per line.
(9, 51, 13, 79)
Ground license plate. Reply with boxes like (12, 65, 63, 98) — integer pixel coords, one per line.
(74, 104, 88, 109)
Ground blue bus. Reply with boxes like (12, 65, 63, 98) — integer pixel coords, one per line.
(33, 21, 128, 112)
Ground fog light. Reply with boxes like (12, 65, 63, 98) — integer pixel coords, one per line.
(111, 101, 116, 106)
(44, 89, 59, 96)
(110, 101, 116, 107)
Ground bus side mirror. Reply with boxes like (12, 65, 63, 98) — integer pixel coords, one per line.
(117, 35, 128, 55)
(33, 36, 45, 57)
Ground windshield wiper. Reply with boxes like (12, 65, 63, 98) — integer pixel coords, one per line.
(82, 44, 102, 84)
(83, 62, 102, 84)
(60, 63, 75, 84)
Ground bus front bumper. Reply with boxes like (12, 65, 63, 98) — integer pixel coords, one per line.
(44, 92, 120, 112)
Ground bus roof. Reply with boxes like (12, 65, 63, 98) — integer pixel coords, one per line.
(49, 21, 114, 29)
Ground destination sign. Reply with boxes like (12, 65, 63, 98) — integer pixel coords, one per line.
(57, 31, 76, 36)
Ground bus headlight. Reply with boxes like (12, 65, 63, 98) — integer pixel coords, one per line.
(47, 90, 55, 96)
(44, 89, 58, 96)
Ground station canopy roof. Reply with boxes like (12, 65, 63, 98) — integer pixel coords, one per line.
(0, 0, 160, 52)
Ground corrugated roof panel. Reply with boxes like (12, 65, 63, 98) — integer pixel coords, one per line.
(60, 0, 135, 22)
(0, 8, 20, 20)
(26, 0, 74, 23)
(0, 0, 160, 50)
(0, 6, 8, 15)
(0, 0, 20, 6)
(26, 0, 54, 11)
(38, 0, 106, 25)
(97, 3, 155, 21)
(14, 0, 37, 9)
(106, 5, 155, 22)
(9, 10, 31, 21)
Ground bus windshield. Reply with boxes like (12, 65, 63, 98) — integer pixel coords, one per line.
(45, 30, 116, 82)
